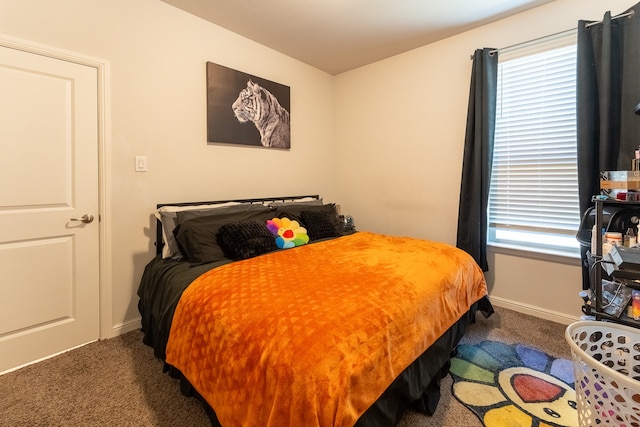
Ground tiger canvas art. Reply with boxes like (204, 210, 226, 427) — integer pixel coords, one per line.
(232, 80, 290, 149)
(206, 62, 291, 149)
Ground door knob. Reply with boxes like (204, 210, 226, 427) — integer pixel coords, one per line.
(70, 214, 94, 224)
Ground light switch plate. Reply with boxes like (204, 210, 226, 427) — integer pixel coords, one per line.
(135, 156, 147, 172)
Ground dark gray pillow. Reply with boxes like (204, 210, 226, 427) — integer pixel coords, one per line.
(159, 203, 271, 259)
(172, 217, 226, 264)
(173, 205, 273, 264)
(268, 198, 323, 208)
(176, 203, 271, 224)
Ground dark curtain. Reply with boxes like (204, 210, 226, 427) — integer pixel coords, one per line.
(456, 48, 498, 272)
(577, 3, 640, 289)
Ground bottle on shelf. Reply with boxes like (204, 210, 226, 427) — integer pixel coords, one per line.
(625, 227, 637, 247)
(633, 290, 640, 320)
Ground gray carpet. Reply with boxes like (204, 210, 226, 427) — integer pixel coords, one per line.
(0, 307, 573, 427)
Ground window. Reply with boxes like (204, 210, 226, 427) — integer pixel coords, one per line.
(488, 31, 580, 258)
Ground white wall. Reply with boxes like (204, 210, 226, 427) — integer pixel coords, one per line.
(333, 0, 638, 323)
(0, 0, 337, 334)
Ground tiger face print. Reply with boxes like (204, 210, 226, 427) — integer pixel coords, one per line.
(232, 80, 290, 149)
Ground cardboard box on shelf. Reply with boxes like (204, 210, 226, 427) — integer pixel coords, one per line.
(600, 170, 640, 190)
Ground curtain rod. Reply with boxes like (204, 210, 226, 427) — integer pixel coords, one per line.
(585, 9, 634, 28)
(470, 9, 635, 59)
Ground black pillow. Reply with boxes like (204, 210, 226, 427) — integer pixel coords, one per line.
(274, 202, 335, 218)
(277, 204, 341, 230)
(301, 209, 342, 240)
(218, 220, 278, 260)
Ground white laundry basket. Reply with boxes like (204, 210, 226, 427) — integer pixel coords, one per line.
(565, 321, 640, 426)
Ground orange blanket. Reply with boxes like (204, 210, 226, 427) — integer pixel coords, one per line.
(166, 232, 487, 427)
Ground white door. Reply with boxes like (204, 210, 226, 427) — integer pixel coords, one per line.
(0, 43, 100, 373)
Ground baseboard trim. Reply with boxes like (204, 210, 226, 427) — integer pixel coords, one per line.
(489, 296, 580, 325)
(110, 318, 142, 337)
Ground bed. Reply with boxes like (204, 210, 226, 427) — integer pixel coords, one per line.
(137, 195, 493, 427)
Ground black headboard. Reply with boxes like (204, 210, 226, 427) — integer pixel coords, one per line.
(155, 195, 320, 256)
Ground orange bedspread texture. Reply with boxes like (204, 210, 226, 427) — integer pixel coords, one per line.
(165, 231, 487, 427)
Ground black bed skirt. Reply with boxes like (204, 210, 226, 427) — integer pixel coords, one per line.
(153, 296, 493, 427)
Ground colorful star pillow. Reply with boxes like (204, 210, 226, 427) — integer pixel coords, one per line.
(266, 217, 309, 249)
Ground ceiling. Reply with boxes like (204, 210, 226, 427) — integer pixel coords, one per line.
(161, 0, 555, 75)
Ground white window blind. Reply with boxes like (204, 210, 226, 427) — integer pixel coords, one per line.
(488, 32, 580, 256)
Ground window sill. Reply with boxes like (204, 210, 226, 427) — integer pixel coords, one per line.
(488, 242, 582, 266)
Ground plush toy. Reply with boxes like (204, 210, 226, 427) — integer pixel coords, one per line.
(266, 217, 309, 249)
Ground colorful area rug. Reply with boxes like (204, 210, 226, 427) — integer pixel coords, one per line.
(450, 340, 578, 427)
